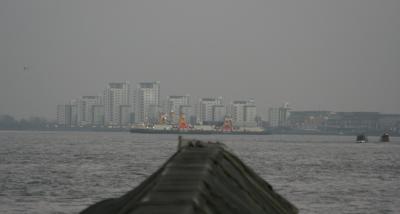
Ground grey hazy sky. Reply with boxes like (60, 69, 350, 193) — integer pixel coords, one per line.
(1, 0, 399, 119)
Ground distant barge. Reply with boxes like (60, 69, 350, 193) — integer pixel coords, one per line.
(129, 128, 270, 135)
(130, 114, 270, 135)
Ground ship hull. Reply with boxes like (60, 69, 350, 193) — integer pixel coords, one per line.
(129, 128, 270, 135)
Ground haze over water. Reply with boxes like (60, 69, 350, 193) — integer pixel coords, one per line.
(1, 0, 400, 119)
(1, 1, 400, 214)
(1, 131, 399, 214)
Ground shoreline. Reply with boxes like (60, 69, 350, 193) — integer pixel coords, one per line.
(1, 128, 399, 137)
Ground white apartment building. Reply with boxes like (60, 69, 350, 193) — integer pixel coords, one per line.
(57, 104, 71, 127)
(197, 97, 223, 123)
(231, 100, 257, 127)
(104, 82, 130, 126)
(92, 105, 105, 126)
(167, 95, 190, 123)
(119, 105, 131, 126)
(135, 81, 160, 123)
(212, 105, 226, 122)
(179, 105, 194, 124)
(244, 105, 257, 127)
(77, 96, 101, 126)
(70, 99, 78, 127)
(268, 103, 290, 128)
(231, 101, 247, 124)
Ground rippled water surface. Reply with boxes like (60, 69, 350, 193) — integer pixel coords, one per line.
(1, 131, 400, 213)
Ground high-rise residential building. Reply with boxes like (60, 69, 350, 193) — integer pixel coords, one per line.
(57, 104, 72, 127)
(69, 99, 78, 127)
(119, 105, 131, 126)
(135, 81, 160, 123)
(231, 101, 247, 124)
(167, 95, 190, 123)
(92, 105, 105, 126)
(244, 105, 257, 126)
(147, 104, 161, 124)
(104, 82, 130, 126)
(57, 101, 80, 127)
(268, 103, 290, 128)
(231, 99, 257, 127)
(212, 105, 226, 122)
(77, 96, 101, 126)
(179, 105, 194, 125)
(268, 108, 282, 128)
(160, 99, 169, 115)
(197, 97, 223, 124)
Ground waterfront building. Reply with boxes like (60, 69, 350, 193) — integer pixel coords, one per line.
(287, 111, 400, 133)
(91, 105, 105, 126)
(244, 105, 257, 127)
(160, 99, 169, 116)
(325, 112, 380, 132)
(268, 103, 290, 128)
(197, 97, 223, 124)
(212, 105, 226, 122)
(119, 105, 132, 126)
(70, 99, 78, 127)
(148, 104, 161, 124)
(135, 81, 160, 124)
(57, 101, 79, 128)
(379, 114, 400, 133)
(179, 105, 194, 125)
(104, 82, 130, 126)
(167, 95, 190, 123)
(231, 99, 257, 127)
(231, 101, 247, 124)
(77, 96, 101, 126)
(287, 111, 331, 130)
(57, 104, 72, 127)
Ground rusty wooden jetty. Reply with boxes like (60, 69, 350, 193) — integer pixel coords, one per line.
(80, 138, 298, 214)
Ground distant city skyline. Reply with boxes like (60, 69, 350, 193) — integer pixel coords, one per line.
(2, 77, 400, 120)
(53, 81, 400, 134)
(1, 1, 399, 119)
(54, 80, 399, 128)
(56, 81, 261, 127)
(3, 78, 400, 120)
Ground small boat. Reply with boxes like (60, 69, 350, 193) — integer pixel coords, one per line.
(356, 134, 368, 143)
(380, 133, 390, 142)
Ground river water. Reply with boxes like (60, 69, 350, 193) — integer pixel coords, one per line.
(0, 131, 399, 213)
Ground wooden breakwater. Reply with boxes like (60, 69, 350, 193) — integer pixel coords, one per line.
(80, 138, 298, 214)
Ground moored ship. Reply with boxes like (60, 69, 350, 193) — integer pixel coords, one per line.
(129, 127, 269, 135)
(130, 114, 269, 135)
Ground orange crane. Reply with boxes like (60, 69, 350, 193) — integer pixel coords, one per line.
(222, 117, 233, 132)
(178, 113, 189, 130)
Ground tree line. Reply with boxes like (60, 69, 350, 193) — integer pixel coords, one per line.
(0, 115, 53, 130)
